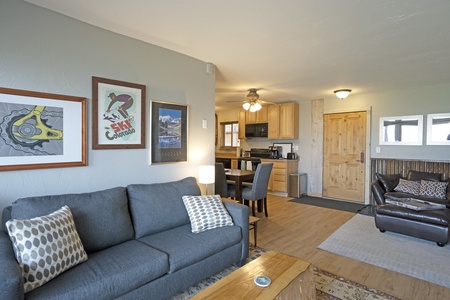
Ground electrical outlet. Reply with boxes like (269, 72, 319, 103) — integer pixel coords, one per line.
(293, 145, 299, 151)
(376, 147, 381, 154)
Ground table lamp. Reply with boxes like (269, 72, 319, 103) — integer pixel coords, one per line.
(198, 165, 215, 195)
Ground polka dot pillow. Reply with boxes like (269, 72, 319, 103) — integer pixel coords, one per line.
(182, 195, 234, 233)
(5, 205, 88, 293)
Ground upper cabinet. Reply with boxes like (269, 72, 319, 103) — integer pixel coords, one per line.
(245, 106, 268, 124)
(268, 102, 299, 139)
(279, 102, 299, 139)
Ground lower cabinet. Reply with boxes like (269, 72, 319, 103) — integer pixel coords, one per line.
(261, 159, 298, 193)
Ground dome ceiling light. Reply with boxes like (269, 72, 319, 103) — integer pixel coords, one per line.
(334, 89, 352, 100)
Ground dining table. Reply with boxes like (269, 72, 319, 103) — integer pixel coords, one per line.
(224, 169, 255, 202)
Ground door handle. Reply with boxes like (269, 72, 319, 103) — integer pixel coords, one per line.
(359, 151, 365, 163)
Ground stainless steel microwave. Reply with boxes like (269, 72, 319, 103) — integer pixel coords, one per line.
(245, 123, 268, 138)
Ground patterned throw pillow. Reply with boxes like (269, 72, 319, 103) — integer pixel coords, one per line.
(182, 195, 234, 233)
(393, 178, 421, 196)
(419, 180, 449, 199)
(5, 205, 88, 293)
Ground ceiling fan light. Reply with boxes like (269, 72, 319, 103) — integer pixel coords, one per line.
(253, 102, 262, 111)
(242, 102, 251, 110)
(334, 89, 352, 100)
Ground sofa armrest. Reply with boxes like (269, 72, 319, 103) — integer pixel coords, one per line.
(371, 180, 386, 205)
(0, 231, 24, 300)
(222, 200, 249, 265)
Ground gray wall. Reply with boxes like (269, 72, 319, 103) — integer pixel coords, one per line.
(0, 0, 215, 220)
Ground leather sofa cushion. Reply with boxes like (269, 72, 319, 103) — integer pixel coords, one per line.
(376, 204, 450, 226)
(376, 173, 400, 192)
(407, 170, 442, 182)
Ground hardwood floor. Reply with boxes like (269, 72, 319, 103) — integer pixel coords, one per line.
(251, 194, 450, 300)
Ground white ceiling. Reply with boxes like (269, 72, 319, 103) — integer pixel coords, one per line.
(26, 0, 450, 111)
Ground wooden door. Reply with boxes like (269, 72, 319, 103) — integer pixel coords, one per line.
(323, 111, 366, 202)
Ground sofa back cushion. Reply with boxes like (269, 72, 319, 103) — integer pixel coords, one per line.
(376, 173, 400, 192)
(127, 177, 201, 238)
(407, 170, 442, 182)
(10, 187, 134, 254)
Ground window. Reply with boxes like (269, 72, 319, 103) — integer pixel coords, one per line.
(221, 122, 239, 148)
(379, 115, 423, 145)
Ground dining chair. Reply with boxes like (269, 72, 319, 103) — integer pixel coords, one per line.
(214, 162, 233, 198)
(229, 163, 273, 217)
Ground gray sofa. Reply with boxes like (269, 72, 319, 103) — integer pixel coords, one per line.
(0, 177, 249, 300)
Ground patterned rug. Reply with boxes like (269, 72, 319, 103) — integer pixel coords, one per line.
(171, 246, 401, 300)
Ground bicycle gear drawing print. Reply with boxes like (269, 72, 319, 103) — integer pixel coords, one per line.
(0, 88, 87, 171)
(0, 103, 63, 156)
(92, 77, 146, 149)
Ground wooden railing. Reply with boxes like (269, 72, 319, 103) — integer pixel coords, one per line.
(371, 158, 450, 181)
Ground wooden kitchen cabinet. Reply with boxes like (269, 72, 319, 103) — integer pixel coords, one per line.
(279, 102, 299, 139)
(231, 159, 239, 169)
(267, 103, 299, 139)
(267, 105, 280, 139)
(261, 159, 298, 193)
(245, 106, 268, 124)
(238, 110, 246, 139)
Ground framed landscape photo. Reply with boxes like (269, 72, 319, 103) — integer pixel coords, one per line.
(0, 87, 87, 171)
(92, 76, 146, 149)
(150, 100, 188, 164)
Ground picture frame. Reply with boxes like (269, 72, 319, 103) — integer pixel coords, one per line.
(426, 113, 450, 145)
(379, 115, 423, 145)
(92, 76, 146, 149)
(0, 87, 87, 171)
(150, 100, 188, 164)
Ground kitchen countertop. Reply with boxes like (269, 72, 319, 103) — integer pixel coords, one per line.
(215, 155, 298, 161)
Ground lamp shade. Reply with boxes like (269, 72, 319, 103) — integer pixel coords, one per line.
(334, 89, 352, 100)
(242, 102, 251, 110)
(198, 165, 215, 184)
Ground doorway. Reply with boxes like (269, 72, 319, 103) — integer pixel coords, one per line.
(323, 111, 366, 203)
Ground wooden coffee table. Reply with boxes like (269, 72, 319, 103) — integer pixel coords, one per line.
(190, 250, 316, 299)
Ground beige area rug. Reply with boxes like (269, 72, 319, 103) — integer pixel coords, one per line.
(318, 214, 450, 289)
(171, 246, 400, 300)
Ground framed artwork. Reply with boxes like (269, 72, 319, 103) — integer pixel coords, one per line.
(150, 100, 188, 164)
(379, 115, 423, 145)
(426, 113, 450, 145)
(92, 76, 146, 149)
(0, 87, 87, 171)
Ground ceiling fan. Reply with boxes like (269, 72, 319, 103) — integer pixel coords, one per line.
(228, 88, 273, 112)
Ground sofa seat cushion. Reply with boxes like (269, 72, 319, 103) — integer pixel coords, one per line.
(127, 177, 201, 238)
(384, 192, 450, 206)
(10, 187, 134, 254)
(25, 240, 169, 300)
(376, 204, 450, 226)
(138, 224, 241, 273)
